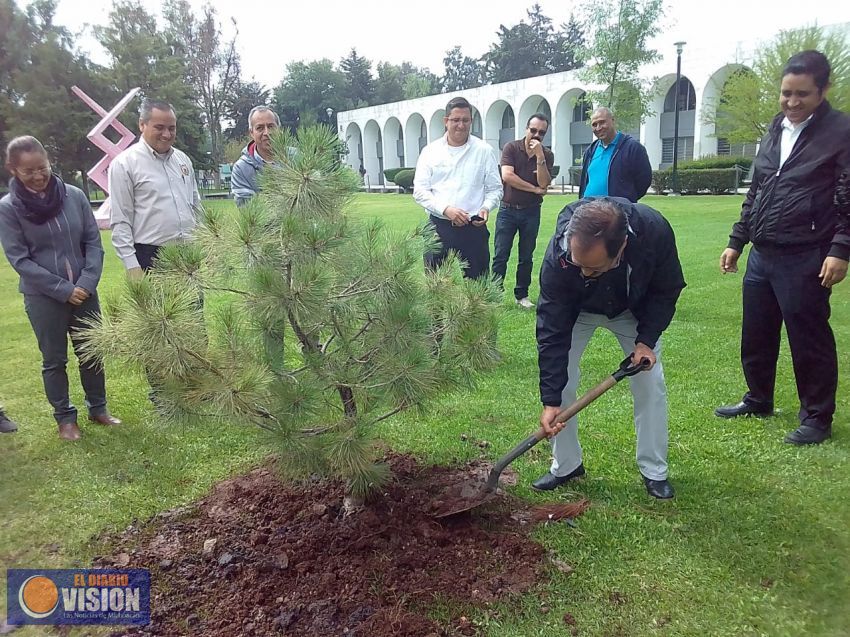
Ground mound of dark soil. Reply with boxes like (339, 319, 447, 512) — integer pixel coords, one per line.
(101, 456, 583, 637)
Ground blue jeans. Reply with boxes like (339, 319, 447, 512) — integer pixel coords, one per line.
(491, 203, 541, 299)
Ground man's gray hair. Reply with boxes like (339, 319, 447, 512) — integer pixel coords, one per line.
(566, 199, 628, 258)
(140, 99, 175, 123)
(591, 106, 615, 120)
(248, 106, 280, 130)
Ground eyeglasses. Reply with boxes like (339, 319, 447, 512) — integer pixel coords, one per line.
(562, 250, 623, 277)
(447, 118, 472, 125)
(528, 127, 548, 136)
(17, 165, 51, 178)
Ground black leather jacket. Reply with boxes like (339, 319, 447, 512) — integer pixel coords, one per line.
(728, 100, 850, 260)
(536, 197, 686, 406)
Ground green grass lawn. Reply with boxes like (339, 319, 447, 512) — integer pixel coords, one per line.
(1, 194, 849, 636)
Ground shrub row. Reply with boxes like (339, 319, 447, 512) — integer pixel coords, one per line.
(678, 155, 754, 171)
(383, 167, 415, 183)
(393, 169, 416, 190)
(652, 168, 742, 195)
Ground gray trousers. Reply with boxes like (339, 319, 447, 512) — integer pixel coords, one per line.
(23, 293, 107, 425)
(549, 310, 669, 481)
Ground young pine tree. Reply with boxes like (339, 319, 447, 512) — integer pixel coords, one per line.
(81, 126, 500, 503)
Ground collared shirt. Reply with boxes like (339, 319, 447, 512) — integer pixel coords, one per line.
(579, 262, 629, 318)
(779, 115, 813, 168)
(413, 134, 502, 219)
(584, 132, 621, 197)
(500, 139, 555, 207)
(108, 139, 201, 270)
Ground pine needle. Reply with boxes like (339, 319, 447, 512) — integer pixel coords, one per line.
(529, 499, 591, 523)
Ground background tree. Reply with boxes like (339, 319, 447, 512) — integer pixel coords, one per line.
(163, 0, 241, 182)
(374, 62, 441, 105)
(707, 25, 850, 144)
(0, 0, 34, 181)
(94, 0, 206, 167)
(80, 126, 500, 506)
(483, 4, 586, 83)
(272, 59, 347, 131)
(561, 13, 586, 72)
(483, 21, 543, 83)
(339, 48, 375, 108)
(577, 0, 664, 131)
(442, 46, 485, 91)
(224, 79, 270, 141)
(0, 0, 108, 194)
(402, 67, 441, 100)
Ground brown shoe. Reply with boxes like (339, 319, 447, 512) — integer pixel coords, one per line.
(58, 422, 82, 441)
(89, 412, 121, 426)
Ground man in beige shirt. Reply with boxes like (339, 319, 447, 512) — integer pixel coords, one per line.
(108, 99, 201, 276)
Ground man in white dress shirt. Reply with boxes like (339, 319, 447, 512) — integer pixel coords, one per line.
(413, 96, 502, 279)
(109, 99, 201, 277)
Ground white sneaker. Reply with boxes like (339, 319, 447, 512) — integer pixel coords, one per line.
(515, 297, 535, 310)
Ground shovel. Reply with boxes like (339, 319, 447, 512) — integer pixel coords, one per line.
(431, 354, 650, 518)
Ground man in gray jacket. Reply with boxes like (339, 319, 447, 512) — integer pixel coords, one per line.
(230, 106, 280, 206)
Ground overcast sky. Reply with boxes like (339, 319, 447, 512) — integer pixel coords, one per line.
(42, 0, 850, 91)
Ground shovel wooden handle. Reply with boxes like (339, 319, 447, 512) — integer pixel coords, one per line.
(484, 355, 649, 492)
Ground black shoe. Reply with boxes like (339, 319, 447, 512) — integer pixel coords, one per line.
(0, 410, 17, 433)
(642, 475, 674, 499)
(531, 464, 585, 491)
(784, 425, 831, 445)
(714, 401, 773, 419)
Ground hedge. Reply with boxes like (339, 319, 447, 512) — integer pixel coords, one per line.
(678, 155, 754, 171)
(384, 167, 415, 183)
(393, 169, 416, 190)
(652, 168, 741, 195)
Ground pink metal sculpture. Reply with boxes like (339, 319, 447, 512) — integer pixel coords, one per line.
(71, 86, 140, 228)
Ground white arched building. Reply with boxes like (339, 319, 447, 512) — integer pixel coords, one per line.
(337, 26, 847, 186)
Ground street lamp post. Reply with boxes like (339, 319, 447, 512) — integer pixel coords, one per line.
(671, 41, 686, 196)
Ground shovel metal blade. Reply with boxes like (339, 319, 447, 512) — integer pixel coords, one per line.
(431, 480, 497, 518)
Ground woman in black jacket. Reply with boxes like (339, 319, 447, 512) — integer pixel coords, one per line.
(0, 136, 121, 441)
(716, 50, 850, 445)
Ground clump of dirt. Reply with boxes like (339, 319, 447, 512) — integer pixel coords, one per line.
(100, 455, 585, 637)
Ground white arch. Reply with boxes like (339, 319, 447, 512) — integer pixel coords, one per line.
(471, 106, 483, 139)
(344, 122, 363, 173)
(517, 95, 552, 146)
(363, 119, 383, 186)
(554, 88, 587, 182)
(645, 74, 679, 169)
(484, 99, 514, 152)
(698, 63, 750, 158)
(428, 109, 445, 142)
(383, 117, 404, 171)
(404, 113, 426, 167)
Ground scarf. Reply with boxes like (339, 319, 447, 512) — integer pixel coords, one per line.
(9, 174, 66, 225)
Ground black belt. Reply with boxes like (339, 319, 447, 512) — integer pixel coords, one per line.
(501, 201, 539, 209)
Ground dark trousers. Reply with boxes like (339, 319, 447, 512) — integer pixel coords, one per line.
(425, 216, 490, 279)
(491, 203, 541, 299)
(24, 293, 107, 425)
(134, 243, 162, 272)
(741, 246, 837, 430)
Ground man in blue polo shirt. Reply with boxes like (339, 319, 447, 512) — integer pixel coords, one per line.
(579, 107, 652, 202)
